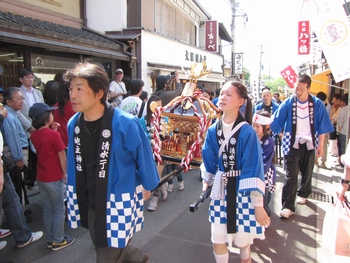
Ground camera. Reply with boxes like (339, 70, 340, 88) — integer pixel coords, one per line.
(170, 71, 175, 76)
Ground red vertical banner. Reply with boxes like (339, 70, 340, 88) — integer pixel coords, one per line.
(298, 21, 310, 55)
(205, 20, 217, 52)
(280, 65, 298, 88)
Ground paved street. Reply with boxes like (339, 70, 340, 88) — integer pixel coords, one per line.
(1, 153, 350, 263)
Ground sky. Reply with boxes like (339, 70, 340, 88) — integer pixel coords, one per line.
(199, 0, 309, 79)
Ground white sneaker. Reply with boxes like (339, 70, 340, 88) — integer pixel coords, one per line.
(160, 183, 168, 200)
(296, 196, 306, 205)
(178, 181, 184, 191)
(17, 231, 44, 248)
(0, 241, 7, 251)
(147, 196, 158, 211)
(0, 229, 11, 239)
(280, 208, 293, 219)
(167, 184, 174, 192)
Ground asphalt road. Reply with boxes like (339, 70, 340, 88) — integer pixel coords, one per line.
(1, 158, 349, 263)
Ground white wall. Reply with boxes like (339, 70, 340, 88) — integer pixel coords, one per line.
(86, 0, 126, 33)
(140, 30, 224, 95)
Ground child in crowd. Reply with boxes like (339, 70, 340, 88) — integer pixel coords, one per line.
(252, 110, 276, 221)
(201, 81, 269, 263)
(139, 95, 168, 211)
(29, 103, 75, 251)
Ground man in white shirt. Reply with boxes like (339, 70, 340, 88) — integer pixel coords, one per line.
(18, 68, 44, 181)
(120, 79, 146, 118)
(108, 68, 127, 108)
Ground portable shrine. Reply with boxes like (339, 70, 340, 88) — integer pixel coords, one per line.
(151, 62, 221, 172)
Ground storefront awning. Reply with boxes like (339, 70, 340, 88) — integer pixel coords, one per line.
(0, 11, 130, 61)
(310, 69, 332, 95)
(0, 31, 129, 61)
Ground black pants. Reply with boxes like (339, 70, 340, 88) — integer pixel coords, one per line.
(282, 144, 315, 212)
(88, 208, 147, 263)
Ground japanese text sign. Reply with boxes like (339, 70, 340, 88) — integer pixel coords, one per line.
(306, 0, 350, 83)
(234, 53, 243, 74)
(205, 20, 217, 52)
(281, 65, 298, 88)
(298, 21, 310, 55)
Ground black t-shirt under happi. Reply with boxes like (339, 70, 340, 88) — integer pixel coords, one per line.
(80, 117, 103, 209)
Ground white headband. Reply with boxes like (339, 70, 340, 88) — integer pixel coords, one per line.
(253, 113, 272, 125)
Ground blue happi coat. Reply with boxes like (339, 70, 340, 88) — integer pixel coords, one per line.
(270, 95, 333, 156)
(66, 107, 159, 248)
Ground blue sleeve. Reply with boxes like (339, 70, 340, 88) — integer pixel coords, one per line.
(139, 117, 150, 140)
(261, 137, 275, 175)
(237, 125, 265, 194)
(124, 117, 160, 190)
(2, 119, 23, 161)
(271, 99, 290, 134)
(202, 125, 219, 175)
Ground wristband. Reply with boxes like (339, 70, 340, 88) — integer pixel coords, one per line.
(341, 179, 350, 184)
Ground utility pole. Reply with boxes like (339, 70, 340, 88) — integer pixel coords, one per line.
(230, 0, 236, 76)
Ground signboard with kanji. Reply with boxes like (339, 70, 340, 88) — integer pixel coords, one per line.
(307, 0, 350, 83)
(234, 53, 243, 74)
(281, 65, 298, 88)
(205, 20, 217, 52)
(298, 21, 310, 55)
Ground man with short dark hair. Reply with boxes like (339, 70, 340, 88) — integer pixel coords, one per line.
(254, 87, 279, 114)
(153, 71, 182, 106)
(273, 92, 282, 105)
(18, 68, 43, 183)
(120, 79, 146, 118)
(271, 75, 333, 219)
(64, 62, 159, 262)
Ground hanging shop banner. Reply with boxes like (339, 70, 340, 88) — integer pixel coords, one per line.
(234, 53, 243, 74)
(310, 40, 321, 65)
(205, 20, 218, 52)
(306, 0, 350, 82)
(298, 21, 310, 55)
(281, 65, 298, 88)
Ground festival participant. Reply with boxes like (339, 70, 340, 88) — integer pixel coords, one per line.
(252, 110, 276, 220)
(64, 62, 159, 263)
(153, 72, 184, 192)
(201, 81, 269, 263)
(254, 87, 279, 115)
(139, 95, 168, 211)
(271, 75, 333, 219)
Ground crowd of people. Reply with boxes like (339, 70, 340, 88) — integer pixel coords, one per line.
(0, 63, 349, 263)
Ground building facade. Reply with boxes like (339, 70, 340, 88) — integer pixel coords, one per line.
(87, 0, 232, 94)
(0, 0, 232, 96)
(0, 0, 131, 89)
